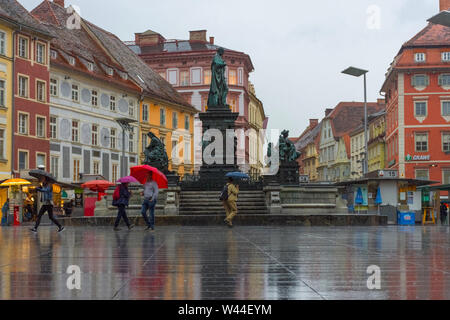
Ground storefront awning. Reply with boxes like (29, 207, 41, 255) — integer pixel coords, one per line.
(417, 184, 450, 191)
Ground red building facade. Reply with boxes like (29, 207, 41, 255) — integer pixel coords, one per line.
(382, 1, 450, 184)
(1, 0, 52, 175)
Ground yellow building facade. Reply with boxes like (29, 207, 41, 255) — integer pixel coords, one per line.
(303, 142, 319, 181)
(248, 83, 266, 176)
(139, 97, 196, 177)
(0, 19, 14, 182)
(368, 112, 386, 173)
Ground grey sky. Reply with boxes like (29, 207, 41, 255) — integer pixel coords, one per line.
(22, 0, 439, 137)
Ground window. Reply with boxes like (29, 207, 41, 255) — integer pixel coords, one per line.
(50, 50, 57, 59)
(238, 68, 243, 85)
(36, 153, 45, 168)
(438, 74, 450, 86)
(50, 78, 58, 96)
(228, 70, 237, 85)
(0, 31, 5, 55)
(0, 129, 4, 159)
(172, 112, 178, 129)
(18, 151, 28, 170)
(110, 95, 116, 111)
(129, 100, 135, 117)
(72, 120, 79, 142)
(18, 76, 28, 97)
(415, 102, 427, 117)
(71, 84, 79, 102)
(129, 128, 134, 153)
(107, 68, 113, 76)
(180, 71, 189, 86)
(415, 133, 428, 152)
(50, 116, 57, 139)
(443, 169, 450, 184)
(91, 90, 98, 106)
(87, 62, 94, 71)
(184, 141, 190, 162)
(167, 69, 178, 86)
(18, 113, 28, 134)
(50, 156, 59, 179)
(18, 37, 28, 58)
(0, 80, 5, 107)
(36, 43, 45, 64)
(412, 74, 428, 87)
(36, 117, 45, 138)
(442, 52, 450, 62)
(69, 56, 75, 65)
(415, 169, 429, 181)
(191, 68, 201, 84)
(92, 124, 98, 146)
(142, 133, 148, 152)
(160, 108, 166, 126)
(93, 161, 100, 175)
(112, 164, 118, 183)
(443, 133, 450, 152)
(185, 115, 190, 130)
(73, 159, 80, 182)
(36, 81, 45, 102)
(110, 128, 116, 149)
(415, 53, 426, 62)
(442, 101, 450, 116)
(204, 70, 211, 85)
(142, 104, 148, 122)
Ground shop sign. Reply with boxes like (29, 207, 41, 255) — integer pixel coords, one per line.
(405, 154, 430, 161)
(378, 170, 398, 178)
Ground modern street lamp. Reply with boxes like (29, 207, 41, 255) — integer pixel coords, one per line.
(115, 118, 137, 178)
(427, 10, 450, 27)
(342, 66, 369, 176)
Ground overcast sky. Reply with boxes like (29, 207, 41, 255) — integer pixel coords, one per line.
(22, 0, 439, 137)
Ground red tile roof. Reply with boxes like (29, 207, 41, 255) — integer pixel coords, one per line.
(403, 23, 450, 48)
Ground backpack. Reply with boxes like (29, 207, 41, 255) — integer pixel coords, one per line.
(112, 186, 121, 202)
(219, 184, 229, 201)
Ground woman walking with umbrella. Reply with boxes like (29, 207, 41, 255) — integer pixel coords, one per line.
(112, 176, 139, 231)
(30, 175, 64, 233)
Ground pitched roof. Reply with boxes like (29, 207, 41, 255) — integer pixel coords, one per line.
(402, 22, 450, 49)
(295, 121, 322, 151)
(31, 0, 194, 110)
(0, 0, 51, 36)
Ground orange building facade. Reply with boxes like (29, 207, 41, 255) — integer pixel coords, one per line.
(382, 2, 450, 184)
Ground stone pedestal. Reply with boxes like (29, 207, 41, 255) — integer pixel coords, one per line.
(198, 106, 239, 182)
(164, 186, 180, 215)
(264, 185, 282, 214)
(277, 162, 300, 186)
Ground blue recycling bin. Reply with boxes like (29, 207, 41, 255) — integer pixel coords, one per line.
(397, 211, 415, 225)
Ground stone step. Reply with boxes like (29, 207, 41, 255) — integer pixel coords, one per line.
(180, 205, 267, 211)
(180, 199, 265, 204)
(181, 194, 265, 199)
(179, 211, 269, 215)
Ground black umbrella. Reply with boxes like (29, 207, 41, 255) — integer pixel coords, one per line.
(29, 169, 56, 182)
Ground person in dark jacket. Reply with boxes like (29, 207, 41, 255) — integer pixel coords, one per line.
(440, 202, 448, 225)
(30, 176, 64, 233)
(113, 183, 134, 231)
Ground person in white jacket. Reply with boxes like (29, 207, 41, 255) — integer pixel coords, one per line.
(141, 172, 159, 231)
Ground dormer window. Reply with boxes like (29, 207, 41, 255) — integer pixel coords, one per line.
(69, 56, 75, 65)
(442, 52, 450, 62)
(87, 62, 94, 71)
(107, 68, 113, 76)
(415, 53, 426, 63)
(51, 50, 57, 59)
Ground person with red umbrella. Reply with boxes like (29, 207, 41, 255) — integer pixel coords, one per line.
(141, 171, 159, 231)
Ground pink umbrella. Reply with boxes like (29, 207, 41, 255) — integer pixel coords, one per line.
(116, 176, 139, 184)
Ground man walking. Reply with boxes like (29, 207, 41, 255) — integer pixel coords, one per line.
(113, 182, 134, 231)
(141, 172, 158, 231)
(1, 198, 9, 226)
(30, 176, 64, 233)
(223, 177, 239, 228)
(440, 202, 448, 225)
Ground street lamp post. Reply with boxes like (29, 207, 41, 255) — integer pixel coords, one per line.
(342, 66, 369, 176)
(115, 118, 137, 178)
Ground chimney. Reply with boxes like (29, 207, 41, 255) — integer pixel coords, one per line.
(309, 119, 319, 128)
(189, 30, 207, 42)
(54, 0, 65, 7)
(325, 108, 333, 117)
(440, 0, 450, 11)
(209, 37, 215, 45)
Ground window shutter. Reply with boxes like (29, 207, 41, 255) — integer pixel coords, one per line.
(439, 75, 442, 86)
(425, 75, 430, 86)
(411, 75, 416, 87)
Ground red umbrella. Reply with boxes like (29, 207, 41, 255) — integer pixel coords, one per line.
(130, 165, 168, 189)
(81, 180, 114, 200)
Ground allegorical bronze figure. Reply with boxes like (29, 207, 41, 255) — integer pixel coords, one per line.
(143, 132, 169, 172)
(207, 47, 228, 108)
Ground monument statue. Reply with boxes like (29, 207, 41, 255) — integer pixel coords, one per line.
(143, 132, 169, 172)
(207, 47, 228, 108)
(278, 130, 300, 163)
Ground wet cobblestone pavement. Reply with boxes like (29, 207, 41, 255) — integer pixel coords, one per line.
(0, 225, 449, 300)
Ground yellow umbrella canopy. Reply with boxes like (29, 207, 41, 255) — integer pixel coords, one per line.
(0, 179, 31, 187)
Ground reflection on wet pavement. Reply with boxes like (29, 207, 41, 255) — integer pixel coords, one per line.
(0, 225, 449, 300)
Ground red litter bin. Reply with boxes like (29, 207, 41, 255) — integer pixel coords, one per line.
(13, 206, 20, 226)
